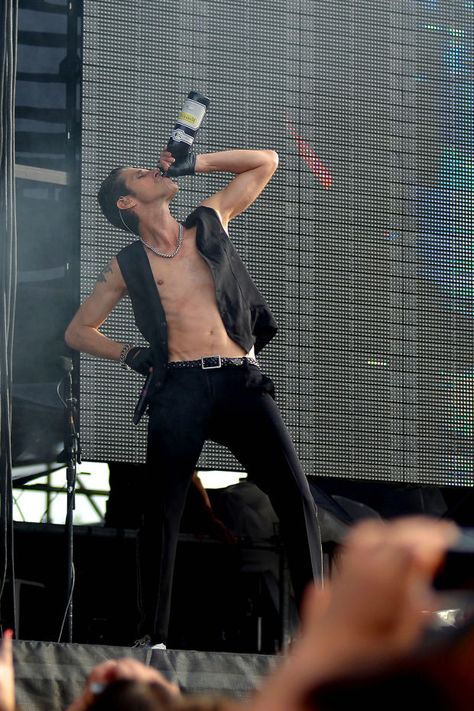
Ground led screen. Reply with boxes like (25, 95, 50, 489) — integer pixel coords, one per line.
(80, 0, 474, 485)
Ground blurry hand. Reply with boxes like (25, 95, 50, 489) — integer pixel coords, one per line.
(248, 516, 458, 711)
(66, 657, 180, 711)
(300, 517, 459, 663)
(0, 630, 15, 711)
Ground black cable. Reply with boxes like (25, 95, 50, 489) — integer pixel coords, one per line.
(8, 0, 19, 635)
(0, 306, 10, 609)
(57, 562, 75, 643)
(0, 0, 19, 634)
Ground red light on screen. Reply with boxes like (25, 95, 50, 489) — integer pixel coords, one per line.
(286, 118, 333, 190)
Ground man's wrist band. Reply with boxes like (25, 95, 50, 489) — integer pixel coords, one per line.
(119, 343, 134, 369)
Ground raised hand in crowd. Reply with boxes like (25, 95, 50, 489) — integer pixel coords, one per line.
(66, 657, 180, 711)
(0, 631, 15, 711)
(246, 516, 459, 711)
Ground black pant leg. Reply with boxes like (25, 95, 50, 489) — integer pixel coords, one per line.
(139, 370, 210, 642)
(209, 367, 323, 611)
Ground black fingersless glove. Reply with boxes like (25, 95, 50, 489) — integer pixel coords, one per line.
(165, 152, 196, 177)
(124, 347, 154, 376)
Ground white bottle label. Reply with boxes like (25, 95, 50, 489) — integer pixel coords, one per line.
(177, 98, 206, 129)
(170, 128, 194, 145)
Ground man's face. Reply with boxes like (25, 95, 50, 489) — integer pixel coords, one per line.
(121, 167, 179, 207)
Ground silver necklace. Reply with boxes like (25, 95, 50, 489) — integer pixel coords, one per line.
(140, 223, 184, 259)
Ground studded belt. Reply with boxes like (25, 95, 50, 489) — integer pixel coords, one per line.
(167, 355, 259, 370)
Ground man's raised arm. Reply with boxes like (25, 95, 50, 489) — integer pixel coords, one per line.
(162, 148, 279, 230)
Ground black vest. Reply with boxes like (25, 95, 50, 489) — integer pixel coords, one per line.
(116, 206, 278, 392)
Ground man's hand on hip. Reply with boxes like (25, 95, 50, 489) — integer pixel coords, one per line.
(125, 347, 154, 376)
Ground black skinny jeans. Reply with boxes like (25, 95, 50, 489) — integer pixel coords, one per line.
(138, 361, 322, 643)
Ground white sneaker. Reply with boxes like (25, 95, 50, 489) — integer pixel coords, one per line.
(133, 635, 166, 650)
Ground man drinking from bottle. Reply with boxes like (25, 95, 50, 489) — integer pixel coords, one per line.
(65, 143, 322, 649)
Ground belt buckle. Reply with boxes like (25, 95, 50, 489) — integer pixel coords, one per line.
(201, 355, 222, 370)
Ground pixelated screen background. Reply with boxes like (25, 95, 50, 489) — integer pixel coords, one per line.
(79, 0, 473, 485)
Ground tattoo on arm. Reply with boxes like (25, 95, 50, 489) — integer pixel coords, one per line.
(97, 262, 113, 284)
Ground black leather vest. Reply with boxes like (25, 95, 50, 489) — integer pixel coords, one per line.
(116, 206, 278, 392)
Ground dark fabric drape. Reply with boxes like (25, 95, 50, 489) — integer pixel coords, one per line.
(0, 0, 18, 632)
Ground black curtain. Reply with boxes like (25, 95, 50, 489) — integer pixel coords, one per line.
(0, 0, 18, 633)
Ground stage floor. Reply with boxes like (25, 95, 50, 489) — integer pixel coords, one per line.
(13, 640, 274, 711)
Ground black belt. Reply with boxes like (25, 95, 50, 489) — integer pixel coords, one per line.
(167, 355, 259, 370)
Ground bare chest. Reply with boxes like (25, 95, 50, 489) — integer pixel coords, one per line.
(145, 229, 215, 305)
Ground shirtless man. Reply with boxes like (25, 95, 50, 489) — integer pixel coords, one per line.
(65, 147, 322, 648)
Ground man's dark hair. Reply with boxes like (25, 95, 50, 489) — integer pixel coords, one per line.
(97, 167, 140, 236)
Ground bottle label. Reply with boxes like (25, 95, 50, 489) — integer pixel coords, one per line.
(178, 98, 206, 129)
(170, 128, 194, 145)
